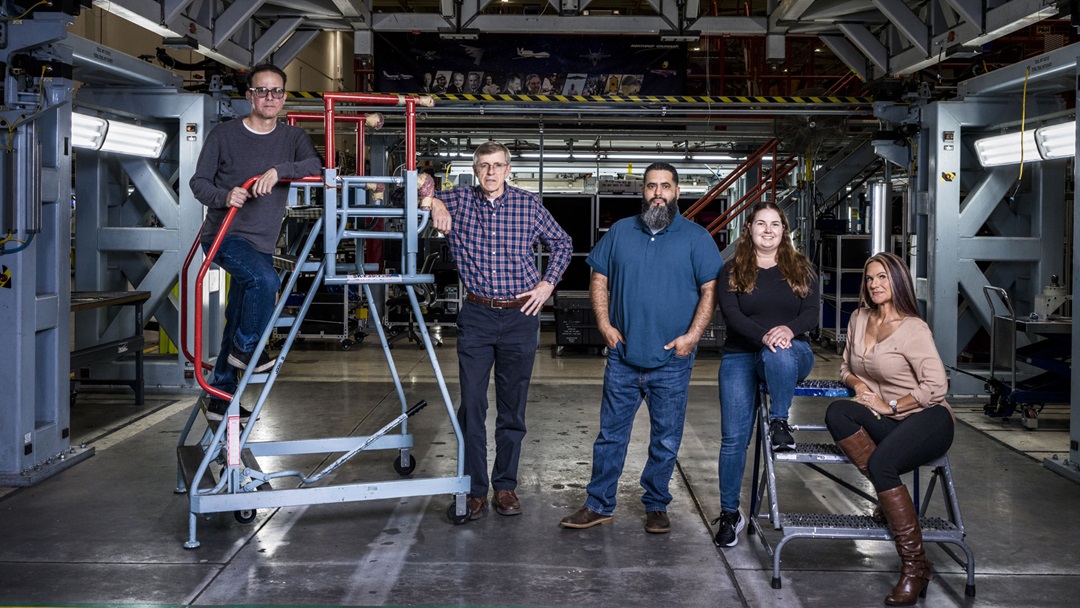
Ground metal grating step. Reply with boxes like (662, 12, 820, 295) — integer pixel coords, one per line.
(779, 512, 963, 541)
(775, 442, 850, 463)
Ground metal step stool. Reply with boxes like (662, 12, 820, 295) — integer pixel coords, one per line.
(748, 380, 976, 596)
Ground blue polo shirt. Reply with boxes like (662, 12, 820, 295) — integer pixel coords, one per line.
(587, 213, 722, 369)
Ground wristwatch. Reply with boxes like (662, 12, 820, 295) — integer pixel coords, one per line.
(888, 400, 898, 415)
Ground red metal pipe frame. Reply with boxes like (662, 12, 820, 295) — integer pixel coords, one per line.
(321, 92, 428, 171)
(288, 112, 368, 175)
(706, 153, 800, 235)
(684, 139, 778, 219)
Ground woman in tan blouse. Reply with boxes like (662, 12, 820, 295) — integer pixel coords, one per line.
(825, 252, 954, 606)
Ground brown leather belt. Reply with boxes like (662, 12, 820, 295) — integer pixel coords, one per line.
(466, 292, 528, 309)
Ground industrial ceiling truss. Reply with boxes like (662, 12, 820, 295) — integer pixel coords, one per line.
(91, 0, 1061, 78)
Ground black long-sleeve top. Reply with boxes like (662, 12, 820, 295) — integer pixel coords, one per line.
(717, 264, 820, 354)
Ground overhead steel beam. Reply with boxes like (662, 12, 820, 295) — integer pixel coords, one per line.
(891, 0, 1058, 76)
(645, 0, 680, 29)
(92, 0, 255, 68)
(959, 40, 1080, 97)
(370, 13, 766, 34)
(329, 0, 372, 26)
(254, 18, 304, 66)
(943, 0, 984, 29)
(772, 0, 818, 22)
(272, 30, 321, 70)
(820, 34, 869, 82)
(162, 0, 196, 25)
(214, 0, 266, 50)
(838, 23, 888, 72)
(67, 34, 182, 88)
(872, 0, 929, 57)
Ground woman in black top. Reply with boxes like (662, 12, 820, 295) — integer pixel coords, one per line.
(712, 201, 819, 547)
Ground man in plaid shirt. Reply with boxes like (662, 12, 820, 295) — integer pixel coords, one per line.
(429, 141, 572, 521)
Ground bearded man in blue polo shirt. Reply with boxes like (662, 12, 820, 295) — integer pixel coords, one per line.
(560, 162, 722, 534)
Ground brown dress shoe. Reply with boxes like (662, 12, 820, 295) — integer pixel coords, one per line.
(493, 489, 522, 516)
(560, 506, 613, 529)
(466, 495, 487, 520)
(644, 510, 671, 534)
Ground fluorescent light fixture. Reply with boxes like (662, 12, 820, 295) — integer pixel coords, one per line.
(72, 112, 167, 158)
(71, 113, 106, 149)
(1034, 121, 1075, 159)
(974, 121, 1076, 167)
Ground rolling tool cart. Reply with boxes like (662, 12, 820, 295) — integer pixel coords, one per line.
(175, 93, 470, 549)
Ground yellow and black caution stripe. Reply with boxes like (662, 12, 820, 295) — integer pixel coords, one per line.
(434, 93, 873, 104)
(233, 91, 872, 104)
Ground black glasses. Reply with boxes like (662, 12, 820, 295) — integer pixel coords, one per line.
(249, 87, 286, 99)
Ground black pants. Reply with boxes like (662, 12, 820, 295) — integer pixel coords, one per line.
(456, 301, 539, 497)
(825, 400, 954, 492)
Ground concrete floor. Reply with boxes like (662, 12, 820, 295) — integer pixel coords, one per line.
(2, 331, 1080, 607)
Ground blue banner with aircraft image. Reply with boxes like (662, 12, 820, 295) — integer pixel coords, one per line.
(374, 33, 686, 96)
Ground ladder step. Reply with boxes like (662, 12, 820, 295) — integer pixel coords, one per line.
(274, 317, 296, 328)
(779, 512, 962, 539)
(774, 442, 850, 463)
(273, 254, 322, 273)
(177, 445, 217, 492)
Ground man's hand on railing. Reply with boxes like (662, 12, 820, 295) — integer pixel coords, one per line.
(251, 167, 280, 196)
(227, 186, 250, 208)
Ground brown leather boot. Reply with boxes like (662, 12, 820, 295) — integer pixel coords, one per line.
(836, 427, 876, 477)
(878, 485, 933, 606)
(836, 428, 885, 522)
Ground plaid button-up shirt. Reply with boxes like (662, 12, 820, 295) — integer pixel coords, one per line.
(439, 184, 573, 299)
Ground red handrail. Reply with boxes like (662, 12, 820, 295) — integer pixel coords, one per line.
(182, 174, 322, 401)
(705, 153, 800, 235)
(683, 139, 779, 220)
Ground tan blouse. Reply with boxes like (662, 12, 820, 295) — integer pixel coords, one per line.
(841, 308, 952, 420)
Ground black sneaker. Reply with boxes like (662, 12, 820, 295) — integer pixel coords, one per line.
(769, 419, 796, 452)
(203, 397, 253, 422)
(228, 348, 274, 373)
(713, 510, 745, 547)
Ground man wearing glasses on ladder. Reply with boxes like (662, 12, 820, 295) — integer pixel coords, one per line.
(189, 64, 322, 422)
(428, 141, 573, 521)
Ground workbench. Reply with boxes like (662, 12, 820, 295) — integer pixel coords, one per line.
(70, 291, 151, 405)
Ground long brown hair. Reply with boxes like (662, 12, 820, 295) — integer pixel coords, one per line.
(859, 252, 920, 317)
(727, 202, 815, 297)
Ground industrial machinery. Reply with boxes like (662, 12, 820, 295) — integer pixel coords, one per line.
(978, 285, 1071, 429)
(175, 93, 470, 549)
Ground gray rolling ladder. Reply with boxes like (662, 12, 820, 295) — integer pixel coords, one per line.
(748, 380, 976, 596)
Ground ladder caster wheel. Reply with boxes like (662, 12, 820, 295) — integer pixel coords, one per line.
(393, 454, 417, 475)
(234, 509, 257, 524)
(341, 339, 353, 351)
(446, 501, 470, 525)
(770, 577, 782, 590)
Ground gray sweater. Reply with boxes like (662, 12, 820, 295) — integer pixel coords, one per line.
(189, 118, 322, 253)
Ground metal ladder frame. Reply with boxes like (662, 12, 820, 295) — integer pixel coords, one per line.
(174, 93, 470, 549)
(746, 381, 976, 596)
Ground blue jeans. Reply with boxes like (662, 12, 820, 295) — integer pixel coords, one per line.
(717, 340, 814, 512)
(455, 301, 540, 497)
(584, 348, 694, 515)
(203, 236, 279, 395)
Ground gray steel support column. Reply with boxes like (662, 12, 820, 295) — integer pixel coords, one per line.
(72, 88, 221, 391)
(1046, 67, 1080, 481)
(0, 14, 91, 483)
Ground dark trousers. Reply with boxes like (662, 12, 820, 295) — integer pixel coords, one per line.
(456, 301, 539, 497)
(825, 400, 954, 492)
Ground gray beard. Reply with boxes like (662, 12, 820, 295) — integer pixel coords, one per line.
(642, 199, 678, 231)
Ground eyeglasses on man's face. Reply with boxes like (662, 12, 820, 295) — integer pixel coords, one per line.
(249, 87, 286, 99)
(476, 162, 509, 173)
